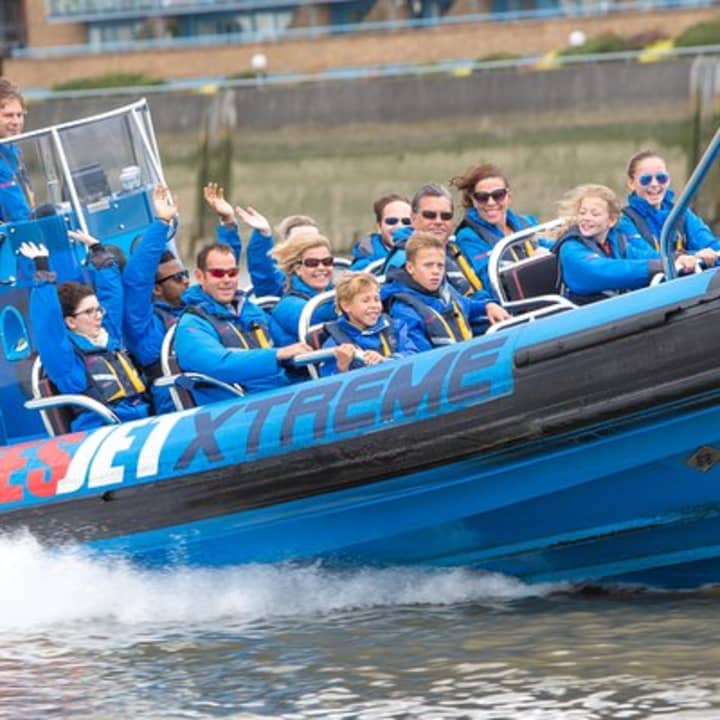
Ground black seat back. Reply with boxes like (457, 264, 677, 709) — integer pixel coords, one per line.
(500, 253, 559, 301)
(31, 355, 75, 436)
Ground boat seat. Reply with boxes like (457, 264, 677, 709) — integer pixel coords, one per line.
(500, 252, 560, 302)
(24, 355, 120, 437)
(157, 324, 245, 411)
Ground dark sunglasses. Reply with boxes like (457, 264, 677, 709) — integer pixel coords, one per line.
(157, 269, 190, 284)
(472, 188, 509, 204)
(384, 216, 412, 226)
(420, 210, 453, 221)
(300, 257, 334, 268)
(638, 172, 670, 187)
(205, 267, 240, 279)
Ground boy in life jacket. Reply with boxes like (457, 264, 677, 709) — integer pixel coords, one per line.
(381, 232, 505, 352)
(319, 272, 417, 376)
(20, 241, 150, 432)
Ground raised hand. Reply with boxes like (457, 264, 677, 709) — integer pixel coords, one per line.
(18, 241, 49, 259)
(68, 229, 101, 248)
(235, 206, 271, 237)
(152, 183, 178, 223)
(203, 182, 235, 223)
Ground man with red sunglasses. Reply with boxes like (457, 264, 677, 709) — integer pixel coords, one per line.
(174, 241, 310, 405)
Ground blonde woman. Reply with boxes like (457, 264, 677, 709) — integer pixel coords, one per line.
(270, 231, 338, 345)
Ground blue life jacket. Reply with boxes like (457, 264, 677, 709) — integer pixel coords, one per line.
(69, 341, 147, 405)
(386, 292, 472, 346)
(324, 319, 398, 356)
(183, 304, 273, 350)
(553, 226, 631, 305)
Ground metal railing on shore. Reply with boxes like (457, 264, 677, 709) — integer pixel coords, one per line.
(20, 41, 720, 100)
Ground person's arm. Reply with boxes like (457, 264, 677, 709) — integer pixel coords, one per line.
(683, 209, 720, 264)
(389, 301, 433, 353)
(69, 229, 125, 342)
(21, 242, 90, 393)
(225, 202, 284, 295)
(205, 182, 243, 262)
(559, 239, 659, 296)
(175, 313, 283, 385)
(0, 146, 32, 221)
(391, 319, 420, 357)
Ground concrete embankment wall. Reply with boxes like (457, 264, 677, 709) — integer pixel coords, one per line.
(27, 58, 695, 135)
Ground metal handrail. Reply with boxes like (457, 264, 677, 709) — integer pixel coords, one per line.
(487, 218, 563, 303)
(660, 126, 720, 280)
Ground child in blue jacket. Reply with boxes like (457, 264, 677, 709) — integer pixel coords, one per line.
(319, 272, 417, 376)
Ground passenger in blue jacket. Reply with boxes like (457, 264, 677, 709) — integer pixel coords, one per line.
(382, 232, 501, 352)
(554, 184, 663, 305)
(20, 240, 150, 432)
(450, 163, 541, 296)
(319, 271, 417, 376)
(617, 149, 720, 271)
(174, 241, 311, 405)
(269, 231, 339, 346)
(383, 184, 510, 329)
(349, 193, 411, 271)
(0, 81, 33, 222)
(122, 185, 190, 413)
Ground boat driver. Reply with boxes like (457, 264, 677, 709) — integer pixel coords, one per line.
(0, 80, 33, 222)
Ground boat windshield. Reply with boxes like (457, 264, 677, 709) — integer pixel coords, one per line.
(0, 99, 163, 241)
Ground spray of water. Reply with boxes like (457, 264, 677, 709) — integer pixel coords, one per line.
(0, 531, 556, 631)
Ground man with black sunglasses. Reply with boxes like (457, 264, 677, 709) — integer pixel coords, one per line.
(383, 183, 510, 328)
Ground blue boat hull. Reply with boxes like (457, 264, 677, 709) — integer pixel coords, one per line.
(3, 269, 720, 589)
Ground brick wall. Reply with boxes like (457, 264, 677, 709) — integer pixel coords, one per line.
(5, 6, 716, 90)
(23, 0, 85, 48)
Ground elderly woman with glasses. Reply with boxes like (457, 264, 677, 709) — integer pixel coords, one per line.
(616, 149, 720, 270)
(349, 193, 412, 271)
(450, 163, 540, 297)
(269, 231, 341, 348)
(19, 237, 150, 431)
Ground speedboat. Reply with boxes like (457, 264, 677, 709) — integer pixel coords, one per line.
(2, 99, 720, 589)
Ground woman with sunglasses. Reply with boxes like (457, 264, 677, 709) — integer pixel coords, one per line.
(617, 149, 720, 270)
(270, 232, 340, 348)
(450, 163, 539, 296)
(20, 239, 150, 431)
(349, 193, 412, 271)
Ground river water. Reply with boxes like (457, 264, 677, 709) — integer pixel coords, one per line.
(2, 532, 720, 719)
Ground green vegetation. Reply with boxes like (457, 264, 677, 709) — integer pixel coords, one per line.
(558, 32, 628, 57)
(674, 19, 720, 48)
(52, 73, 164, 91)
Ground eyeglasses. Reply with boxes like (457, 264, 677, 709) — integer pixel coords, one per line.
(420, 210, 454, 221)
(384, 216, 412, 226)
(638, 173, 670, 187)
(205, 267, 240, 279)
(300, 257, 334, 268)
(472, 188, 509, 204)
(156, 269, 190, 284)
(73, 305, 105, 319)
